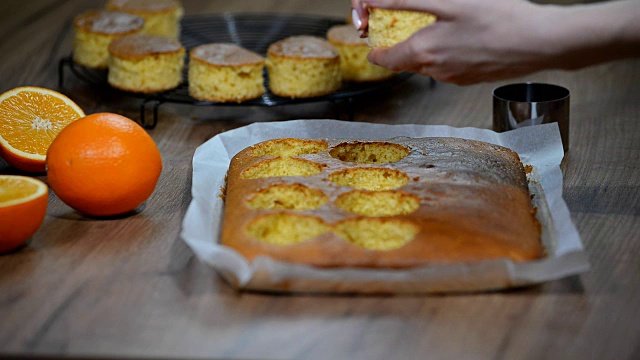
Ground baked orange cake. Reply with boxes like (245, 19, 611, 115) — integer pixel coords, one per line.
(106, 0, 184, 39)
(266, 36, 342, 98)
(220, 137, 542, 268)
(108, 34, 185, 93)
(72, 10, 144, 69)
(188, 43, 265, 103)
(367, 8, 436, 48)
(327, 24, 396, 82)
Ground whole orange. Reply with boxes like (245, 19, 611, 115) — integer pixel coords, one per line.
(46, 113, 162, 216)
(0, 175, 48, 252)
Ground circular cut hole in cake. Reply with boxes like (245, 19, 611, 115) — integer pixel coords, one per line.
(334, 218, 419, 250)
(336, 190, 420, 216)
(250, 138, 328, 157)
(242, 157, 326, 179)
(328, 167, 409, 190)
(329, 141, 409, 164)
(247, 183, 328, 210)
(246, 212, 329, 246)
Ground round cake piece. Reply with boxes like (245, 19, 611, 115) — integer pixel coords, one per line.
(327, 24, 396, 82)
(367, 8, 436, 48)
(72, 10, 144, 69)
(108, 34, 185, 93)
(188, 43, 265, 103)
(266, 35, 342, 98)
(106, 0, 183, 39)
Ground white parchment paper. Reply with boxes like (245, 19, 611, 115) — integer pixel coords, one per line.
(180, 120, 589, 294)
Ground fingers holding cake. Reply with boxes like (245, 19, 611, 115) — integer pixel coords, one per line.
(350, 0, 440, 77)
(327, 25, 396, 82)
(351, 0, 444, 36)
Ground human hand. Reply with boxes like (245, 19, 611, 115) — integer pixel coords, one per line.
(351, 0, 560, 85)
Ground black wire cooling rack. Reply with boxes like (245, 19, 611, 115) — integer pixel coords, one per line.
(59, 13, 416, 129)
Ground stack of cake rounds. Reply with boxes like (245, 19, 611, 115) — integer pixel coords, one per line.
(266, 35, 342, 98)
(106, 0, 184, 39)
(188, 43, 266, 103)
(72, 10, 144, 69)
(108, 34, 185, 93)
(367, 8, 436, 48)
(327, 24, 396, 82)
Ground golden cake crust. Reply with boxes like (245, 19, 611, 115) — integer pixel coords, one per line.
(108, 34, 183, 60)
(190, 43, 265, 68)
(73, 10, 144, 35)
(368, 7, 436, 48)
(107, 34, 184, 93)
(220, 137, 543, 269)
(266, 36, 341, 98)
(188, 43, 265, 103)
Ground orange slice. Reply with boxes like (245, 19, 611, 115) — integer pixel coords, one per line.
(0, 86, 85, 172)
(0, 175, 48, 252)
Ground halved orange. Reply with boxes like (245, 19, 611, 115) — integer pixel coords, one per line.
(0, 175, 48, 252)
(0, 86, 85, 172)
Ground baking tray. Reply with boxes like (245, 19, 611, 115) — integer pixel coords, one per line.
(59, 13, 415, 128)
(180, 120, 589, 294)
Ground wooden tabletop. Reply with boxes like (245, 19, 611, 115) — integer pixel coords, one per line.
(1, 0, 639, 359)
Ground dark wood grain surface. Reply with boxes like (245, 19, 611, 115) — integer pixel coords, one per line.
(1, 1, 639, 359)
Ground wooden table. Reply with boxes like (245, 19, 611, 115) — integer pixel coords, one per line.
(1, 1, 639, 359)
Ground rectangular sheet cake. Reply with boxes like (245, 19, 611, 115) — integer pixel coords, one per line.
(220, 137, 542, 269)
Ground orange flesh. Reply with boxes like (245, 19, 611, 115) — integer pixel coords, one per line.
(0, 91, 81, 155)
(0, 177, 40, 204)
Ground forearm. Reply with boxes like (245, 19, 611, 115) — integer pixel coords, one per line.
(544, 0, 640, 70)
(351, 0, 640, 85)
